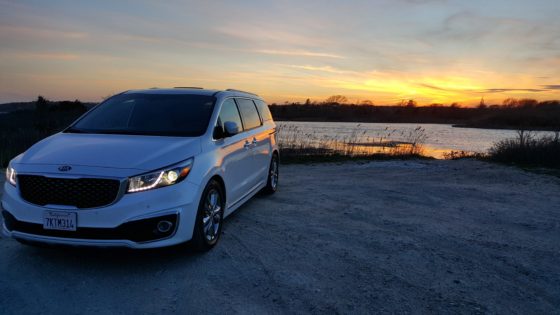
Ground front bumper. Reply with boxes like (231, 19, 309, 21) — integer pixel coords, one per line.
(1, 179, 202, 249)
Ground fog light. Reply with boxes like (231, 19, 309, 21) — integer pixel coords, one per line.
(156, 220, 173, 233)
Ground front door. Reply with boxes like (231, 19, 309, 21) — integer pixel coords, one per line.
(214, 98, 255, 208)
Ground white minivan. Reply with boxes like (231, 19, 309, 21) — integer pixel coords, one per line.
(2, 88, 279, 251)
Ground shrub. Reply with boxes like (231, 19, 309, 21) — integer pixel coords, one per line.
(488, 130, 560, 168)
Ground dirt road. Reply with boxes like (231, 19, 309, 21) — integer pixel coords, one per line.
(1, 160, 559, 314)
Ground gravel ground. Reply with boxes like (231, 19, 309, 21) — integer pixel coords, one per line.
(1, 160, 559, 314)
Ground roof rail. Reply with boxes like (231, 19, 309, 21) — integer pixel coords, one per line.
(225, 88, 259, 96)
(174, 87, 203, 89)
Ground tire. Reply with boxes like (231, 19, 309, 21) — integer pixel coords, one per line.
(192, 179, 225, 251)
(262, 153, 279, 195)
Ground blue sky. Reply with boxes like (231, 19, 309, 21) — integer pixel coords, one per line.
(1, 0, 559, 105)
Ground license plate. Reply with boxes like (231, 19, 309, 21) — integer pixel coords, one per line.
(43, 211, 77, 231)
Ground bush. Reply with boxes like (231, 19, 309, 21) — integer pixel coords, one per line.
(488, 131, 560, 168)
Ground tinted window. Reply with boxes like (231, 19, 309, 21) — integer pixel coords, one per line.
(217, 99, 243, 131)
(69, 93, 215, 137)
(236, 98, 261, 130)
(254, 100, 273, 121)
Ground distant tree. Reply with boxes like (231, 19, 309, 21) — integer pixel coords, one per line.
(518, 99, 538, 108)
(503, 98, 518, 108)
(33, 96, 50, 131)
(54, 99, 87, 112)
(537, 100, 560, 108)
(478, 97, 487, 109)
(450, 102, 461, 108)
(304, 98, 311, 106)
(324, 95, 348, 105)
(397, 99, 417, 107)
(35, 96, 48, 112)
(360, 100, 374, 106)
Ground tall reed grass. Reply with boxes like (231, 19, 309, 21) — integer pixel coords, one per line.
(276, 124, 429, 162)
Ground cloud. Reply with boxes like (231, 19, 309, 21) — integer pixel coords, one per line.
(250, 49, 344, 59)
(214, 24, 330, 47)
(541, 85, 560, 90)
(481, 88, 547, 93)
(417, 83, 453, 92)
(285, 65, 356, 74)
(3, 52, 80, 60)
(412, 83, 560, 104)
(401, 0, 446, 3)
(418, 83, 551, 94)
(0, 25, 87, 39)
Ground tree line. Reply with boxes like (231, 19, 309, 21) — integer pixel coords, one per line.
(270, 96, 560, 131)
(0, 96, 90, 167)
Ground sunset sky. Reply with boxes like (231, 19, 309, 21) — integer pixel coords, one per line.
(1, 0, 559, 105)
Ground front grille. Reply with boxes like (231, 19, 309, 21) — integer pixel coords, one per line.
(18, 175, 121, 209)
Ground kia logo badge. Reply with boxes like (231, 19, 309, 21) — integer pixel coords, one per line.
(58, 165, 72, 172)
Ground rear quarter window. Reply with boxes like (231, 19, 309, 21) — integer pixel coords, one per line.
(235, 98, 262, 130)
(254, 100, 273, 121)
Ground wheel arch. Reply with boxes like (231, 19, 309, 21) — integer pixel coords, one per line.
(209, 174, 226, 205)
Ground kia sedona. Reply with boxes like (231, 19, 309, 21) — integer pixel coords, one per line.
(2, 88, 279, 251)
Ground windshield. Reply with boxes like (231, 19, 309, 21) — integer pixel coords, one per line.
(67, 93, 216, 137)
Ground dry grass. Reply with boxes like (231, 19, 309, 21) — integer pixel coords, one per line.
(276, 124, 430, 162)
(443, 150, 488, 160)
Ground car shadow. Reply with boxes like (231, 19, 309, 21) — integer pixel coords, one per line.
(18, 241, 200, 271)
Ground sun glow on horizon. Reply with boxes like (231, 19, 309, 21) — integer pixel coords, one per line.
(0, 1, 559, 106)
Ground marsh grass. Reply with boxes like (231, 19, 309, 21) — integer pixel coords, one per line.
(276, 124, 431, 163)
(443, 150, 487, 160)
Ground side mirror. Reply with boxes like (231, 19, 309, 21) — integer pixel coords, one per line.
(224, 121, 240, 136)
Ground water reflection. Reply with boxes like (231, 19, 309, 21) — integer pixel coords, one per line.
(277, 121, 555, 159)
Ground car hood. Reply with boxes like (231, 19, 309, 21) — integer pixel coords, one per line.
(15, 133, 202, 172)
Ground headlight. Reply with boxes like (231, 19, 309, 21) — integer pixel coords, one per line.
(127, 158, 193, 193)
(6, 166, 17, 186)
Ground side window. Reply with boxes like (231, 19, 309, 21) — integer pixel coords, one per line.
(235, 98, 262, 130)
(217, 99, 243, 132)
(254, 99, 273, 121)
